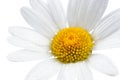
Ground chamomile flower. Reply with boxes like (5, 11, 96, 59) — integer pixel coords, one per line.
(8, 0, 120, 80)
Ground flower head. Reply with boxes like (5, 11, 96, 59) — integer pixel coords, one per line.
(8, 0, 120, 80)
(51, 27, 94, 63)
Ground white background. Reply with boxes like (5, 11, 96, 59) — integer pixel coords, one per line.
(0, 0, 120, 80)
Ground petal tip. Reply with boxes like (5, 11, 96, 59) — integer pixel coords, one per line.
(109, 68, 119, 76)
(7, 54, 16, 62)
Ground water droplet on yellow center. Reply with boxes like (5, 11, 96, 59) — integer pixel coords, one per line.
(50, 27, 94, 63)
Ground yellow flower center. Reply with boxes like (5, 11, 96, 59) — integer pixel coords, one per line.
(50, 27, 94, 63)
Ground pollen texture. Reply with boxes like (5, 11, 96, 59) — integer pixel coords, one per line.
(50, 27, 94, 63)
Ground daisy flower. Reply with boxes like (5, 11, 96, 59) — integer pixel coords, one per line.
(8, 0, 120, 80)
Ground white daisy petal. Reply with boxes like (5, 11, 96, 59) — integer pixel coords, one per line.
(21, 7, 57, 38)
(7, 49, 51, 62)
(67, 0, 108, 30)
(88, 54, 118, 76)
(79, 62, 93, 80)
(48, 0, 66, 29)
(57, 64, 79, 80)
(9, 27, 49, 46)
(94, 38, 120, 50)
(29, 0, 59, 31)
(30, 0, 49, 16)
(8, 36, 45, 51)
(93, 9, 120, 40)
(57, 62, 93, 80)
(25, 59, 62, 80)
(94, 31, 120, 50)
